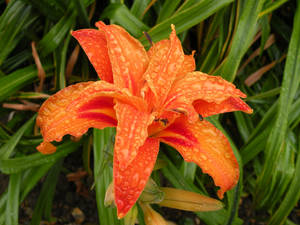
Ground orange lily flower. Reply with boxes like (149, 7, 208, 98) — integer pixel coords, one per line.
(36, 21, 252, 218)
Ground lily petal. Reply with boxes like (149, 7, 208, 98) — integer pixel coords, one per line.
(114, 138, 160, 218)
(71, 80, 148, 112)
(178, 52, 196, 77)
(36, 82, 117, 153)
(193, 97, 253, 117)
(114, 102, 154, 170)
(96, 22, 149, 95)
(156, 117, 239, 199)
(165, 72, 252, 121)
(144, 25, 184, 107)
(147, 42, 195, 78)
(72, 29, 113, 83)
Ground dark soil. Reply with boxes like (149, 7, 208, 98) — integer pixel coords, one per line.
(18, 150, 99, 225)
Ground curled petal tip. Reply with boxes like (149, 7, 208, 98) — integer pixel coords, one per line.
(217, 190, 224, 199)
(117, 212, 125, 219)
(95, 21, 106, 29)
(37, 142, 56, 154)
(171, 24, 175, 31)
(246, 108, 253, 114)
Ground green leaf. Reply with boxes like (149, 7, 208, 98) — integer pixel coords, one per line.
(0, 65, 52, 102)
(180, 161, 197, 183)
(38, 11, 76, 56)
(20, 163, 55, 202)
(73, 0, 90, 27)
(156, 0, 181, 23)
(215, 0, 265, 81)
(259, 0, 289, 18)
(101, 3, 149, 37)
(268, 139, 300, 224)
(5, 173, 21, 225)
(30, 159, 63, 224)
(0, 0, 38, 65)
(93, 128, 122, 225)
(130, 0, 150, 18)
(140, 0, 234, 45)
(246, 87, 281, 101)
(55, 33, 72, 90)
(0, 141, 80, 174)
(0, 116, 36, 160)
(23, 0, 66, 21)
(255, 2, 300, 208)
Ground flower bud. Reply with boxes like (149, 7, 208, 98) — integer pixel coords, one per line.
(158, 187, 223, 212)
(104, 182, 115, 207)
(140, 179, 164, 204)
(140, 203, 168, 225)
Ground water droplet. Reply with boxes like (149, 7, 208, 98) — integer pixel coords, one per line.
(139, 180, 146, 188)
(117, 199, 124, 208)
(201, 155, 207, 160)
(225, 153, 231, 159)
(144, 167, 152, 174)
(132, 173, 139, 186)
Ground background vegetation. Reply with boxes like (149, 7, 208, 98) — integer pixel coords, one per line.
(0, 0, 299, 224)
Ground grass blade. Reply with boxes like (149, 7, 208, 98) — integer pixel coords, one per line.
(5, 173, 21, 225)
(0, 116, 36, 159)
(268, 137, 300, 224)
(140, 0, 234, 45)
(254, 2, 300, 208)
(156, 0, 181, 23)
(0, 65, 52, 102)
(0, 140, 80, 174)
(38, 11, 76, 56)
(93, 128, 122, 225)
(101, 3, 149, 37)
(30, 159, 63, 224)
(215, 0, 265, 81)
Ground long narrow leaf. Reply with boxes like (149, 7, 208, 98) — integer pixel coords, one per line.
(93, 128, 122, 225)
(255, 2, 300, 208)
(140, 0, 234, 45)
(0, 65, 52, 102)
(0, 115, 36, 159)
(0, 141, 80, 174)
(215, 0, 265, 81)
(268, 138, 300, 224)
(5, 173, 21, 225)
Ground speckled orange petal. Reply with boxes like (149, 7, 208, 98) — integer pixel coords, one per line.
(164, 72, 251, 121)
(147, 42, 195, 77)
(96, 21, 148, 95)
(177, 52, 196, 78)
(193, 97, 253, 117)
(36, 82, 117, 154)
(114, 138, 160, 218)
(114, 101, 154, 170)
(156, 117, 239, 199)
(144, 25, 184, 107)
(71, 80, 148, 112)
(72, 29, 113, 83)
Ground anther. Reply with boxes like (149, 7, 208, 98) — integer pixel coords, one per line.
(160, 118, 169, 126)
(143, 31, 153, 46)
(198, 114, 203, 121)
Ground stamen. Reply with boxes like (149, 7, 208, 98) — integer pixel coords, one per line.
(171, 108, 186, 115)
(143, 31, 153, 46)
(160, 118, 168, 126)
(154, 118, 169, 126)
(199, 114, 203, 121)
